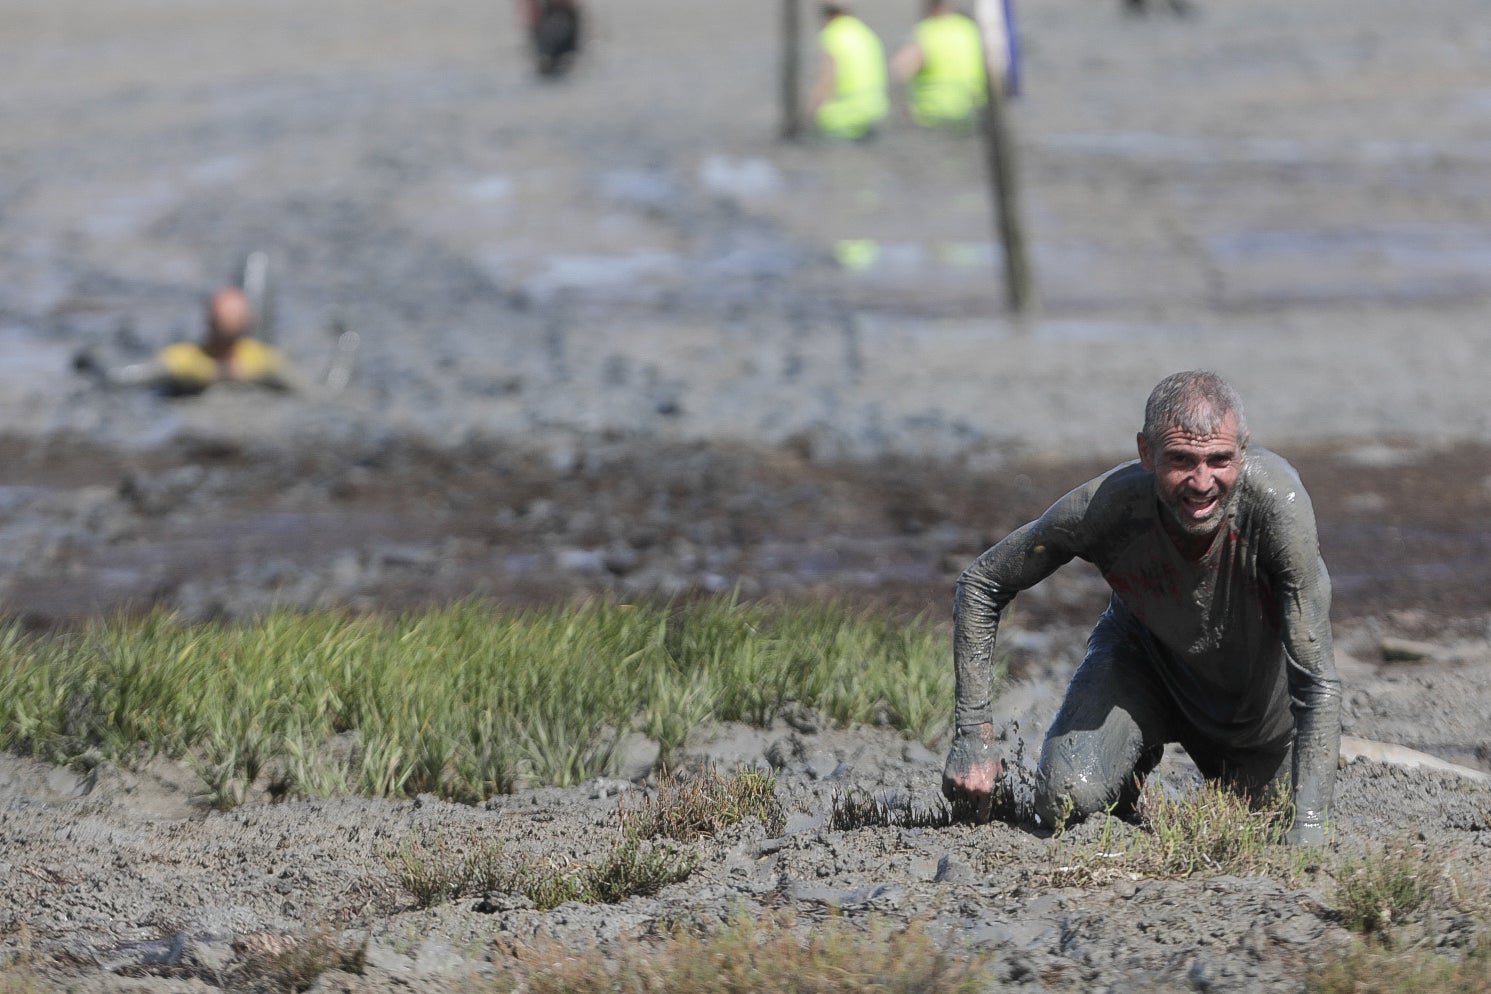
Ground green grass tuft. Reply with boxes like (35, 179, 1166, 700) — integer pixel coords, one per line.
(1045, 778, 1300, 886)
(389, 831, 508, 909)
(1333, 839, 1439, 938)
(389, 832, 698, 912)
(0, 599, 953, 806)
(564, 839, 699, 907)
(620, 766, 785, 841)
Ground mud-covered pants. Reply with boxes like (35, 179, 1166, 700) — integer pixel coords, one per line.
(1034, 605, 1292, 828)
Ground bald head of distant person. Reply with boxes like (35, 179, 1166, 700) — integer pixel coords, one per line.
(204, 287, 252, 357)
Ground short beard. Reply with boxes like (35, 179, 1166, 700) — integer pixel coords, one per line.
(1160, 486, 1237, 537)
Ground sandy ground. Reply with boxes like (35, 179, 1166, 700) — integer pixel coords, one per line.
(3, 0, 1491, 990)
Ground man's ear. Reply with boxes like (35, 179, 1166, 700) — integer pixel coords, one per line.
(1137, 431, 1153, 471)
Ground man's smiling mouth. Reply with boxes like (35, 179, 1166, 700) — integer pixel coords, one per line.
(1181, 492, 1220, 518)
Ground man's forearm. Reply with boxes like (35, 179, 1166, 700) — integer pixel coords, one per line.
(1279, 563, 1340, 840)
(1289, 674, 1342, 837)
(951, 562, 1008, 729)
(952, 520, 1070, 728)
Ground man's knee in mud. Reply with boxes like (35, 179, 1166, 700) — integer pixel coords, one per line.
(1034, 736, 1160, 828)
(1034, 765, 1130, 828)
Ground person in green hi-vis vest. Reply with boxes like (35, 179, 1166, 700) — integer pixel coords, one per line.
(891, 0, 988, 129)
(807, 3, 890, 141)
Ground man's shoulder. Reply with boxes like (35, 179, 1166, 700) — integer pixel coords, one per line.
(1026, 460, 1153, 559)
(1086, 458, 1151, 500)
(1239, 448, 1326, 569)
(1242, 447, 1307, 495)
(1048, 459, 1150, 519)
(1240, 447, 1321, 533)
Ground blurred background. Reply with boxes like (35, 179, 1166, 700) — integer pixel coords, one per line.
(1, 0, 1488, 626)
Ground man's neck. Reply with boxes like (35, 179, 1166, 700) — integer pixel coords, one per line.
(1160, 511, 1220, 561)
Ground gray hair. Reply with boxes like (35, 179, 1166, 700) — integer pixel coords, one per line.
(1143, 370, 1248, 445)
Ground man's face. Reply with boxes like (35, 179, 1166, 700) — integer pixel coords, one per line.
(1137, 413, 1248, 538)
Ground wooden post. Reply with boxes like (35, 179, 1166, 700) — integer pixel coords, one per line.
(781, 0, 802, 139)
(975, 0, 1036, 315)
(981, 83, 1035, 315)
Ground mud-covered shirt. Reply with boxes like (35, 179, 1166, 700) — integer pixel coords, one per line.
(952, 447, 1340, 817)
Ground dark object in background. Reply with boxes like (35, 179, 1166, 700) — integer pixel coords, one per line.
(532, 0, 582, 77)
(1123, 0, 1194, 15)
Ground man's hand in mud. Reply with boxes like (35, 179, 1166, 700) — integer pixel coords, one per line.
(942, 722, 1004, 822)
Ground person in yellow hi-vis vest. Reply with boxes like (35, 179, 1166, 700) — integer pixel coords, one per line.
(155, 287, 288, 393)
(807, 3, 890, 141)
(891, 0, 988, 130)
(77, 287, 293, 395)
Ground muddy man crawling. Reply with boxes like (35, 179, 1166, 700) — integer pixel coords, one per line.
(942, 370, 1340, 845)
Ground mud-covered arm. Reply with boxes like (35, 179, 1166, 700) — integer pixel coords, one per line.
(942, 473, 1121, 816)
(952, 509, 1084, 730)
(1267, 486, 1341, 845)
(942, 500, 1086, 817)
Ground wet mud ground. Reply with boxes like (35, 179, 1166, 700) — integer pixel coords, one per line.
(3, 432, 1491, 638)
(3, 0, 1491, 990)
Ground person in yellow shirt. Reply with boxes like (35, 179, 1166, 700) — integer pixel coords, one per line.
(156, 287, 288, 393)
(78, 287, 293, 395)
(891, 0, 988, 130)
(807, 3, 890, 141)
